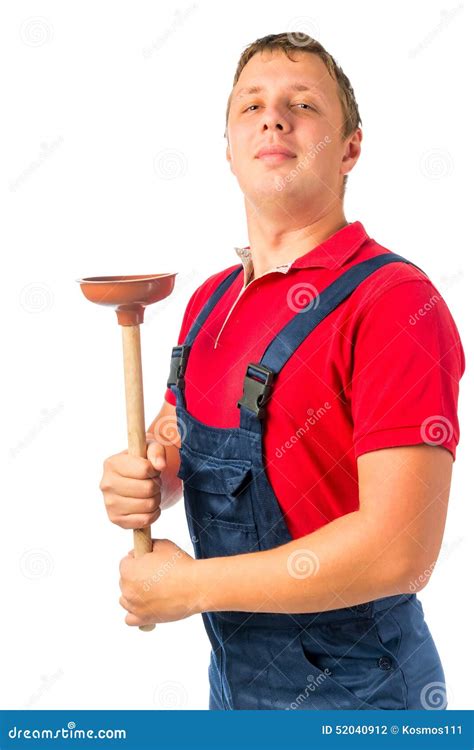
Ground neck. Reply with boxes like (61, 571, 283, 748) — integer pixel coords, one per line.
(244, 200, 348, 280)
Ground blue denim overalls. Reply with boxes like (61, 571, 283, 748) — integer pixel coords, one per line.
(167, 253, 447, 710)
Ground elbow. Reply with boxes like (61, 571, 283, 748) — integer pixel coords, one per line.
(393, 553, 438, 594)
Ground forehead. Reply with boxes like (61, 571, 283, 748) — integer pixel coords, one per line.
(234, 49, 337, 103)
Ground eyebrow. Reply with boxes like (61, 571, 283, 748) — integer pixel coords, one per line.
(235, 83, 327, 102)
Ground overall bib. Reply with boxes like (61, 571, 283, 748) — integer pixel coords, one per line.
(167, 253, 446, 711)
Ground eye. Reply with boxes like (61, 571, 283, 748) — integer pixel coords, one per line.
(242, 102, 317, 114)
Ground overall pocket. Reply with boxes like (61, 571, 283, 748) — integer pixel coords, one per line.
(297, 616, 407, 710)
(177, 443, 259, 558)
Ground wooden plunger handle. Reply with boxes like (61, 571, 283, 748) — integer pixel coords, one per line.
(121, 324, 156, 633)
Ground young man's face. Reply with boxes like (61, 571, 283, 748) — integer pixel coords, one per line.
(226, 49, 360, 210)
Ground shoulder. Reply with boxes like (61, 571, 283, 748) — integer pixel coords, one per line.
(346, 240, 465, 372)
(174, 263, 242, 345)
(350, 239, 433, 297)
(348, 240, 455, 326)
(185, 263, 242, 314)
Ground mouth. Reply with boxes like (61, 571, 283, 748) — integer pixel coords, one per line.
(257, 153, 296, 164)
(256, 146, 297, 162)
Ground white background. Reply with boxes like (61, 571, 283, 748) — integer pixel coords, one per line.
(0, 0, 471, 710)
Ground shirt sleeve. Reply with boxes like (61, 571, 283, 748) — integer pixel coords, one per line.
(351, 279, 465, 461)
(163, 285, 201, 406)
(163, 266, 240, 405)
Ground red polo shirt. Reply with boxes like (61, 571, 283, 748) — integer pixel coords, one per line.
(164, 221, 465, 539)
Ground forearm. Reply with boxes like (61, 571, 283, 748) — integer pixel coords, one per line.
(159, 444, 183, 510)
(194, 510, 413, 614)
(145, 426, 183, 511)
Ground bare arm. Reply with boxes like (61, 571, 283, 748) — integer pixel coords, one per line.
(194, 444, 453, 613)
(146, 400, 183, 511)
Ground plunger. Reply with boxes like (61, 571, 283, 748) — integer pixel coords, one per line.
(77, 273, 177, 631)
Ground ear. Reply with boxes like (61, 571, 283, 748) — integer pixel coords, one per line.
(226, 142, 234, 175)
(341, 128, 362, 176)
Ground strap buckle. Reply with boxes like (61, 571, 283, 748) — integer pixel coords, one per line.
(167, 345, 190, 389)
(237, 363, 275, 418)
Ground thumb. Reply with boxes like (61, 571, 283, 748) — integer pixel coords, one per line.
(147, 440, 167, 471)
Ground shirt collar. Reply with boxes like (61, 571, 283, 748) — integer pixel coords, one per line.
(234, 221, 370, 284)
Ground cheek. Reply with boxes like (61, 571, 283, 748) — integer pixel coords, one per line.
(228, 138, 254, 174)
(303, 136, 338, 171)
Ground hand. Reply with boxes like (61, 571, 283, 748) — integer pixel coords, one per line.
(118, 539, 199, 627)
(99, 435, 166, 529)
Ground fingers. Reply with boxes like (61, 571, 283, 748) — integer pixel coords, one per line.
(108, 452, 161, 480)
(111, 510, 161, 530)
(104, 473, 162, 501)
(101, 447, 165, 530)
(105, 489, 160, 514)
(119, 595, 141, 626)
(147, 441, 167, 471)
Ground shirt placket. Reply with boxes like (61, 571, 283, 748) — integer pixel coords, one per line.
(213, 247, 293, 349)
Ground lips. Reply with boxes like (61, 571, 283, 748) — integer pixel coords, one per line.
(256, 145, 296, 159)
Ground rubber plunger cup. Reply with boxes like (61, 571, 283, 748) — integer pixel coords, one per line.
(77, 273, 177, 632)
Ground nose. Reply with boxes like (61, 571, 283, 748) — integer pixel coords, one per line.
(261, 105, 291, 133)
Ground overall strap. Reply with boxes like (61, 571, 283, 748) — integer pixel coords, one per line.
(237, 253, 425, 425)
(167, 266, 242, 389)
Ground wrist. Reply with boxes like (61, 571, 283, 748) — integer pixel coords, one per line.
(191, 556, 220, 614)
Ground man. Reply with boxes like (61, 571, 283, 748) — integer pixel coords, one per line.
(100, 34, 465, 710)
